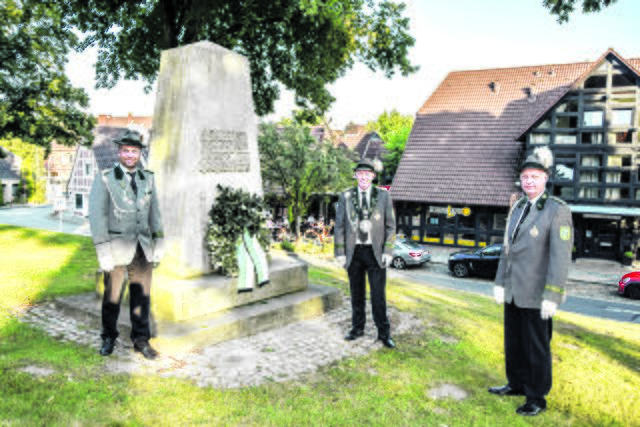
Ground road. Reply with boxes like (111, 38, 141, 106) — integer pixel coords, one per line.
(391, 264, 640, 324)
(0, 205, 90, 236)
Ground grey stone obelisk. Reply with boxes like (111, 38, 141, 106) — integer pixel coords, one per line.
(148, 41, 263, 277)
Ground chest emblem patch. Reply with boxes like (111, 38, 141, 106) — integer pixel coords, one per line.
(530, 225, 539, 238)
(560, 226, 571, 241)
(374, 211, 381, 221)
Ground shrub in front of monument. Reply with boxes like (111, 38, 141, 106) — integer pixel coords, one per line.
(206, 185, 270, 278)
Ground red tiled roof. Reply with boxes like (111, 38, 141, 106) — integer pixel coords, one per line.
(97, 114, 153, 129)
(391, 51, 640, 208)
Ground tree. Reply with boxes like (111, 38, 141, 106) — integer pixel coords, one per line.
(0, 0, 95, 151)
(366, 109, 413, 179)
(0, 138, 47, 204)
(59, 0, 417, 117)
(258, 122, 356, 237)
(543, 0, 618, 23)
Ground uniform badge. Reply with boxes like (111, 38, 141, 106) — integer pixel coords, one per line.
(530, 225, 539, 238)
(560, 226, 571, 241)
(374, 211, 381, 221)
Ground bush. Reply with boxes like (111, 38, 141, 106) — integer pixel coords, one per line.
(623, 251, 634, 259)
(280, 240, 295, 252)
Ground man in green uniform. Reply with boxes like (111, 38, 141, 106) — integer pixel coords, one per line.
(490, 147, 573, 416)
(89, 130, 164, 359)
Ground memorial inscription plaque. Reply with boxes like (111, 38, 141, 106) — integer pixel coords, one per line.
(198, 129, 250, 173)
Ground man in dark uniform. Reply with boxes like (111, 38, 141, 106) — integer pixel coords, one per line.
(489, 146, 573, 416)
(89, 129, 164, 359)
(334, 158, 396, 349)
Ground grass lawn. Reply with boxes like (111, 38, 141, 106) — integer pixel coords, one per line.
(1, 225, 639, 426)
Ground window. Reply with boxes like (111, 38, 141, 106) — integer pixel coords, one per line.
(75, 194, 83, 209)
(580, 172, 599, 183)
(612, 73, 634, 87)
(553, 186, 574, 199)
(583, 111, 604, 127)
(606, 172, 621, 183)
(535, 119, 551, 129)
(579, 187, 599, 199)
(556, 116, 578, 128)
(530, 133, 550, 144)
(555, 164, 574, 181)
(605, 188, 621, 200)
(611, 109, 633, 127)
(581, 155, 601, 167)
(429, 217, 438, 225)
(611, 131, 633, 144)
(582, 132, 603, 144)
(555, 133, 576, 144)
(607, 156, 622, 167)
(84, 163, 93, 176)
(493, 214, 507, 230)
(556, 100, 578, 113)
(584, 75, 607, 89)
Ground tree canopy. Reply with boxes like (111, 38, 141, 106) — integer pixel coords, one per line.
(258, 122, 356, 236)
(365, 109, 413, 179)
(59, 0, 417, 117)
(0, 0, 95, 151)
(543, 0, 618, 22)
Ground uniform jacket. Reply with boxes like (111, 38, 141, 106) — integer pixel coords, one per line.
(89, 165, 164, 266)
(494, 191, 573, 309)
(334, 186, 395, 269)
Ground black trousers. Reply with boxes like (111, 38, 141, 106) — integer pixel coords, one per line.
(347, 245, 390, 338)
(101, 244, 152, 343)
(504, 300, 553, 403)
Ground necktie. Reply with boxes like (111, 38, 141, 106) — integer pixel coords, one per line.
(361, 191, 368, 214)
(128, 172, 138, 196)
(512, 202, 531, 240)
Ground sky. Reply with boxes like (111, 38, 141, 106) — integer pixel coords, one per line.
(65, 0, 640, 130)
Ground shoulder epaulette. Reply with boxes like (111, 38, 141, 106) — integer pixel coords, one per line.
(549, 196, 567, 206)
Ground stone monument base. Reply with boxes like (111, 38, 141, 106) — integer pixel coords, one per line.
(55, 283, 342, 354)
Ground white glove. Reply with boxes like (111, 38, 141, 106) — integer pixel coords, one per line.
(493, 286, 504, 304)
(152, 238, 165, 263)
(382, 254, 393, 267)
(336, 255, 347, 268)
(95, 244, 115, 273)
(541, 300, 557, 320)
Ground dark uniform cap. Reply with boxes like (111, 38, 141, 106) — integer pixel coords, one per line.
(520, 146, 553, 174)
(353, 158, 377, 174)
(114, 130, 145, 148)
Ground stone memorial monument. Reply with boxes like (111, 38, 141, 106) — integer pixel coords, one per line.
(96, 41, 343, 351)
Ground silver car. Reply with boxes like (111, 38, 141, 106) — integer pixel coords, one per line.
(391, 240, 431, 269)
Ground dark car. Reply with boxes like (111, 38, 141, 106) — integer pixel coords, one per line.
(448, 244, 503, 279)
(618, 271, 640, 299)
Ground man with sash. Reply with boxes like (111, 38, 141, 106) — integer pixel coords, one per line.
(334, 158, 396, 348)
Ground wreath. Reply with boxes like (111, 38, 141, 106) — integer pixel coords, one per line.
(206, 184, 270, 276)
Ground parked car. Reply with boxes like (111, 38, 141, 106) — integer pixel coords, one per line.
(392, 240, 431, 269)
(448, 244, 502, 279)
(618, 271, 640, 299)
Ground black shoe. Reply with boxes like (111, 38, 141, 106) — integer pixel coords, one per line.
(344, 329, 365, 341)
(100, 337, 116, 356)
(516, 401, 547, 416)
(488, 384, 525, 396)
(379, 336, 396, 349)
(258, 280, 270, 288)
(133, 340, 159, 360)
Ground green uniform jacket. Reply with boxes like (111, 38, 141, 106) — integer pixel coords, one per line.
(494, 192, 573, 308)
(334, 186, 395, 269)
(89, 165, 164, 266)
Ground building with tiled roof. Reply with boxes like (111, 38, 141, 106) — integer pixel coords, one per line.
(392, 49, 640, 261)
(0, 148, 21, 204)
